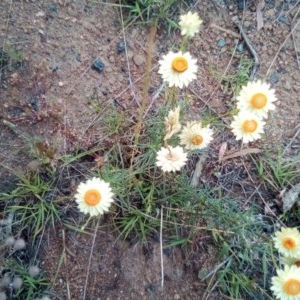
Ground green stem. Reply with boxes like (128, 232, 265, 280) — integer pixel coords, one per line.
(180, 35, 189, 52)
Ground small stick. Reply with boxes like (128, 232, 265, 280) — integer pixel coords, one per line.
(232, 16, 260, 79)
(160, 207, 164, 289)
(210, 23, 241, 38)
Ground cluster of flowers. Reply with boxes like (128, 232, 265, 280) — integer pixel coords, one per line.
(230, 80, 277, 144)
(72, 12, 278, 218)
(156, 107, 213, 172)
(155, 12, 214, 173)
(271, 227, 300, 299)
(72, 13, 204, 216)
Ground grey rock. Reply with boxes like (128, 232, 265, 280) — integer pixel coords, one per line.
(92, 59, 105, 73)
(217, 39, 226, 48)
(270, 72, 279, 84)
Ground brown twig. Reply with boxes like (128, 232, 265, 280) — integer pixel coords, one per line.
(232, 16, 260, 79)
(134, 24, 157, 145)
(210, 23, 241, 38)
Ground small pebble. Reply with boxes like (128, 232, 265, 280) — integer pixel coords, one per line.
(265, 0, 275, 8)
(76, 53, 81, 62)
(237, 0, 247, 10)
(49, 3, 58, 13)
(36, 11, 45, 17)
(29, 97, 39, 111)
(243, 21, 251, 28)
(133, 54, 145, 66)
(278, 15, 286, 23)
(117, 40, 127, 54)
(148, 86, 155, 94)
(146, 284, 156, 292)
(101, 87, 109, 96)
(92, 59, 105, 73)
(285, 80, 291, 91)
(237, 43, 244, 52)
(83, 5, 91, 13)
(58, 81, 64, 87)
(217, 39, 226, 48)
(270, 72, 279, 84)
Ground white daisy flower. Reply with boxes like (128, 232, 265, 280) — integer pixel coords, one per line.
(237, 80, 277, 119)
(158, 51, 197, 89)
(179, 121, 213, 150)
(230, 112, 265, 143)
(164, 106, 181, 141)
(273, 228, 300, 258)
(156, 146, 188, 172)
(179, 11, 203, 37)
(75, 177, 114, 217)
(271, 265, 300, 299)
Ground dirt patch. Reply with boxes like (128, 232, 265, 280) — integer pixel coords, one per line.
(40, 225, 218, 300)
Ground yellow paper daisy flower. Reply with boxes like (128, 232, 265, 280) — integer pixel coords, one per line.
(156, 146, 188, 172)
(75, 177, 114, 217)
(158, 51, 197, 89)
(271, 265, 300, 299)
(179, 121, 213, 150)
(273, 228, 300, 258)
(237, 80, 277, 119)
(230, 112, 265, 143)
(179, 11, 203, 37)
(164, 106, 181, 141)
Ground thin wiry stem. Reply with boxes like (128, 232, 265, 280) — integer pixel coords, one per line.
(83, 219, 99, 300)
(118, 0, 139, 107)
(266, 16, 300, 76)
(160, 206, 164, 289)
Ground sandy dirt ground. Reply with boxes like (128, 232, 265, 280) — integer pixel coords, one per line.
(0, 0, 300, 299)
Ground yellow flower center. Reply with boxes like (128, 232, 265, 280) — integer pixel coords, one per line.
(242, 120, 258, 133)
(283, 237, 297, 250)
(84, 189, 101, 206)
(283, 278, 300, 296)
(192, 135, 203, 145)
(250, 93, 268, 109)
(172, 57, 188, 73)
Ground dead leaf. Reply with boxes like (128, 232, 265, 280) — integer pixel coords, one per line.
(218, 142, 228, 163)
(282, 182, 300, 213)
(257, 0, 265, 31)
(220, 148, 262, 162)
(264, 203, 275, 216)
(94, 155, 106, 168)
(190, 154, 207, 187)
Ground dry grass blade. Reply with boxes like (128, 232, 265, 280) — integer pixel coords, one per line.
(218, 142, 228, 163)
(266, 13, 300, 76)
(220, 148, 262, 162)
(83, 219, 99, 300)
(282, 182, 300, 213)
(291, 7, 300, 70)
(256, 0, 265, 31)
